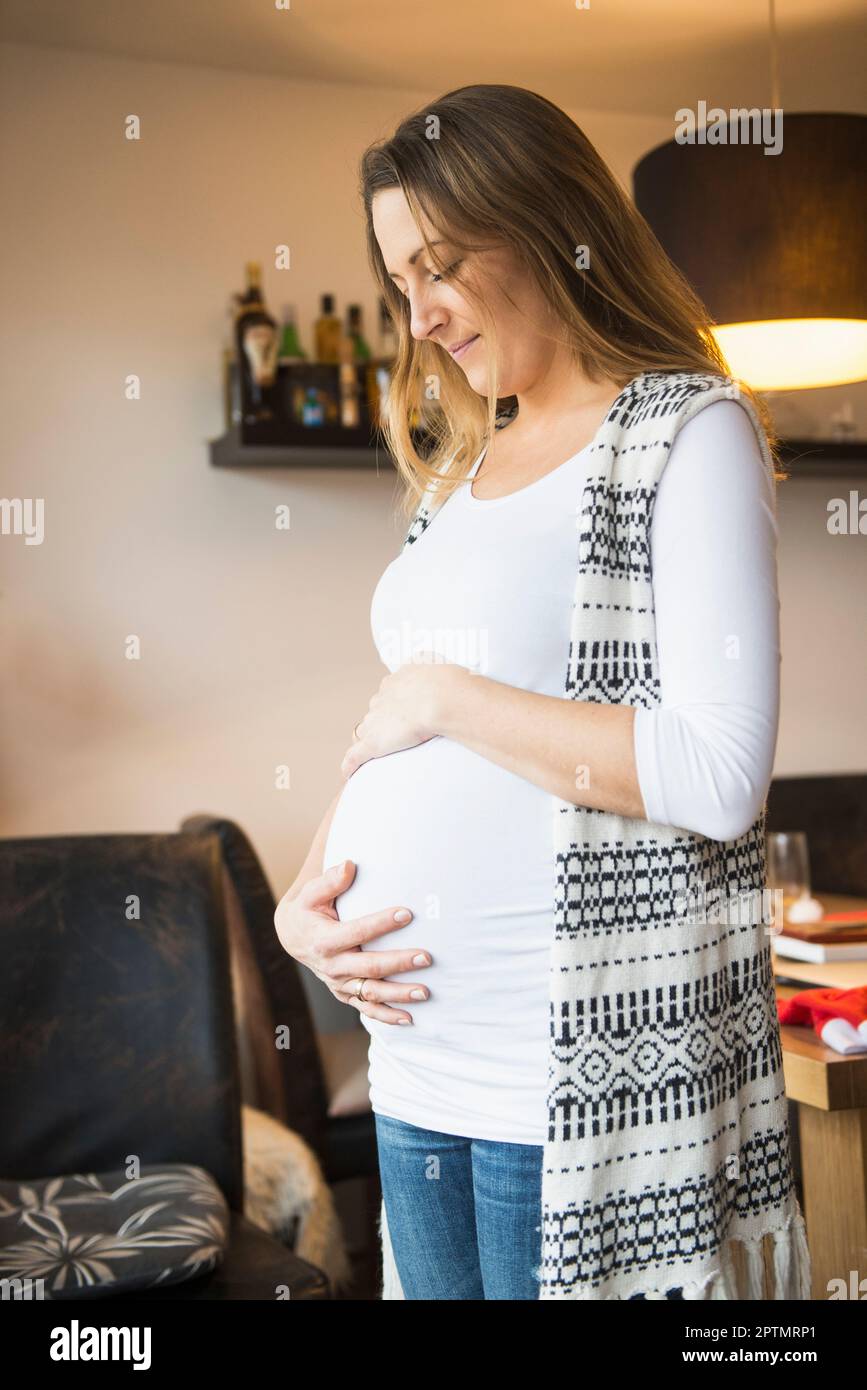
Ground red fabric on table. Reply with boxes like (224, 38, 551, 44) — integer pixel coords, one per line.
(777, 985, 867, 1033)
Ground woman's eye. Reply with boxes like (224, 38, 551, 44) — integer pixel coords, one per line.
(390, 258, 462, 297)
(431, 259, 463, 284)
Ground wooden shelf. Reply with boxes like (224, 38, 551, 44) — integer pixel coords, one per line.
(777, 438, 867, 475)
(208, 427, 867, 474)
(209, 425, 395, 470)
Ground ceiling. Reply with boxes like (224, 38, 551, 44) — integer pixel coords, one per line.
(1, 0, 865, 117)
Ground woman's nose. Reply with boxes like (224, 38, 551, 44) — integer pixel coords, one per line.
(408, 291, 446, 343)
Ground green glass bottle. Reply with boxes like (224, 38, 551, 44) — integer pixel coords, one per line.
(277, 304, 307, 364)
(347, 304, 372, 362)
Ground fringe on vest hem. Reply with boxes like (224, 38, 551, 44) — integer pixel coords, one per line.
(378, 1199, 812, 1302)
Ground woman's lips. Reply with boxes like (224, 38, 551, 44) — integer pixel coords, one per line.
(449, 334, 480, 361)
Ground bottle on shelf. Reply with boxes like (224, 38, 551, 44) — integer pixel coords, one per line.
(301, 386, 325, 426)
(314, 293, 343, 364)
(338, 333, 361, 428)
(378, 296, 398, 359)
(223, 292, 243, 431)
(234, 261, 279, 423)
(365, 363, 392, 432)
(346, 304, 372, 362)
(277, 304, 307, 364)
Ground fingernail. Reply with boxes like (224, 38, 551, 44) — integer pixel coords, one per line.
(397, 1017, 412, 1025)
(410, 989, 427, 999)
(394, 909, 412, 923)
(412, 953, 430, 966)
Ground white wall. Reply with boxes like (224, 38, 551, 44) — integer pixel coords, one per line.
(2, 42, 865, 1030)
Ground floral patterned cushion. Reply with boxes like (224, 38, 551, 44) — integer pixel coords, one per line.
(0, 1164, 229, 1300)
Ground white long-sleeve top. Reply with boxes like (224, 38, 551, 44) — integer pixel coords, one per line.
(633, 397, 780, 840)
(323, 396, 780, 1144)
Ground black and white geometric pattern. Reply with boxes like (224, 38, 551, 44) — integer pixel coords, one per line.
(403, 504, 434, 548)
(542, 1120, 795, 1292)
(540, 371, 805, 1299)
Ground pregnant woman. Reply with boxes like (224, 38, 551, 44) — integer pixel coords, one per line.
(274, 84, 810, 1302)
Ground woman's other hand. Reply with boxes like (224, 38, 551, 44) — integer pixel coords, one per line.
(273, 859, 432, 1024)
(340, 661, 467, 779)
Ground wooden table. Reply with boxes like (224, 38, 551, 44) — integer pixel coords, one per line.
(773, 893, 867, 1301)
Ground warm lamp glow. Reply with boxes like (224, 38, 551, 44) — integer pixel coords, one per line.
(711, 319, 867, 391)
(633, 115, 867, 395)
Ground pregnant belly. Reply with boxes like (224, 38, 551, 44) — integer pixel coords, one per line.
(322, 737, 554, 1045)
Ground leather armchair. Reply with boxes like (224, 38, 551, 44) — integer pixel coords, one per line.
(179, 814, 379, 1188)
(178, 815, 381, 1299)
(0, 830, 328, 1300)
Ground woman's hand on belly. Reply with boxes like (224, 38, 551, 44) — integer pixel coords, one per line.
(274, 859, 433, 1024)
(340, 662, 464, 780)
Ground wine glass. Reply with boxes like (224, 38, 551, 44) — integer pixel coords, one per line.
(766, 832, 812, 933)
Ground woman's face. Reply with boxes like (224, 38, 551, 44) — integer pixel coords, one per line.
(371, 186, 559, 399)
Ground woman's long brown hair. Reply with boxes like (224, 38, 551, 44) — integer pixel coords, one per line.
(359, 83, 785, 520)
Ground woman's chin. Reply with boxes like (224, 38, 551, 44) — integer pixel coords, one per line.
(461, 364, 492, 395)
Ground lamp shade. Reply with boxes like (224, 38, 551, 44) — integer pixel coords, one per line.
(632, 113, 867, 390)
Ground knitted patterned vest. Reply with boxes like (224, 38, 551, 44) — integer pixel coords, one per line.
(378, 369, 811, 1301)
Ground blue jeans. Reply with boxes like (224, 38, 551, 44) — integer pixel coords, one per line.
(374, 1113, 544, 1299)
(375, 1112, 686, 1300)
